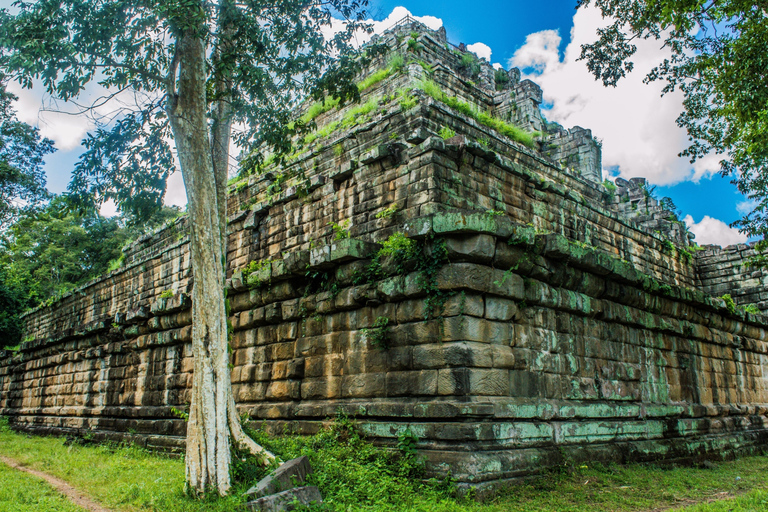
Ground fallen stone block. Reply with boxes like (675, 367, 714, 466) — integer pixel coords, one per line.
(245, 486, 323, 512)
(245, 456, 313, 499)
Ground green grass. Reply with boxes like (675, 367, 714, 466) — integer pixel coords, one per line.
(417, 79, 540, 148)
(3, 417, 768, 511)
(0, 462, 85, 512)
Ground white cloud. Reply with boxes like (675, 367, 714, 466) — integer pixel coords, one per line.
(684, 215, 747, 246)
(736, 199, 758, 216)
(164, 169, 188, 208)
(99, 199, 119, 218)
(331, 6, 444, 48)
(509, 5, 720, 186)
(8, 82, 95, 151)
(467, 42, 491, 62)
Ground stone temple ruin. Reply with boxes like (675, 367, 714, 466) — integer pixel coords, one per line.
(3, 19, 768, 488)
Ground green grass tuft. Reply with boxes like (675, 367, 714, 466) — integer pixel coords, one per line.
(417, 79, 539, 148)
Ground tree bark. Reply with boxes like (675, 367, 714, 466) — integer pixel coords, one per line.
(166, 22, 275, 497)
(167, 28, 232, 496)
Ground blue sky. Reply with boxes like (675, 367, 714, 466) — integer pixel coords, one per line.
(4, 1, 751, 246)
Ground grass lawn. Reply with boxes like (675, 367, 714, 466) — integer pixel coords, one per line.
(2, 416, 768, 511)
(0, 462, 85, 512)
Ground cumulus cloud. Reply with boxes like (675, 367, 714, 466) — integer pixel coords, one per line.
(8, 82, 96, 152)
(466, 42, 491, 62)
(683, 215, 747, 246)
(509, 5, 720, 186)
(332, 6, 443, 48)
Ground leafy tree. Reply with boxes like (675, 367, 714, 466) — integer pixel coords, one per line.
(0, 78, 54, 228)
(0, 196, 122, 344)
(1, 0, 372, 495)
(578, 0, 768, 256)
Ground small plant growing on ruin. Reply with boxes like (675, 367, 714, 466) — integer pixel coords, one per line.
(459, 52, 481, 77)
(159, 290, 174, 299)
(397, 428, 419, 457)
(679, 247, 694, 264)
(477, 137, 489, 147)
(602, 179, 617, 203)
(375, 204, 399, 220)
(171, 407, 189, 422)
(333, 143, 344, 157)
(107, 254, 125, 272)
(661, 239, 675, 253)
(407, 35, 423, 53)
(379, 232, 417, 261)
(362, 316, 390, 349)
(242, 259, 272, 288)
(721, 294, 737, 315)
(396, 88, 417, 111)
(331, 220, 351, 240)
(742, 304, 760, 315)
(438, 126, 456, 139)
(494, 68, 510, 90)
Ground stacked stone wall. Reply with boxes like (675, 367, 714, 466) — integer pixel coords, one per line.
(696, 244, 768, 313)
(2, 21, 767, 486)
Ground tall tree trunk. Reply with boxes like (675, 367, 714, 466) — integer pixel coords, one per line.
(167, 25, 274, 497)
(167, 29, 232, 496)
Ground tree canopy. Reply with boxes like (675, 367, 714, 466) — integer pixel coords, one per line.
(0, 78, 54, 228)
(0, 196, 180, 347)
(578, 0, 768, 256)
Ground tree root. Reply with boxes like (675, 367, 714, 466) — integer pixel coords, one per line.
(227, 396, 277, 466)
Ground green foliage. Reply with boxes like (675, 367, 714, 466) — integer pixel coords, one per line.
(379, 232, 417, 260)
(396, 88, 418, 111)
(331, 220, 351, 240)
(406, 35, 424, 54)
(660, 239, 675, 254)
(0, 196, 176, 345)
(362, 316, 390, 349)
(459, 52, 481, 77)
(721, 294, 737, 315)
(679, 247, 694, 265)
(396, 428, 419, 457)
(416, 237, 451, 319)
(356, 54, 406, 93)
(169, 407, 189, 422)
(578, 0, 768, 261)
(494, 68, 510, 90)
(602, 179, 617, 203)
(477, 137, 490, 147)
(417, 80, 539, 148)
(159, 290, 175, 299)
(106, 254, 125, 272)
(242, 259, 272, 288)
(438, 126, 456, 139)
(375, 204, 399, 219)
(0, 80, 55, 229)
(742, 303, 760, 315)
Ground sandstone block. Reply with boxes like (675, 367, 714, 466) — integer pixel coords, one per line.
(245, 456, 313, 499)
(485, 297, 518, 321)
(245, 486, 323, 512)
(444, 234, 496, 264)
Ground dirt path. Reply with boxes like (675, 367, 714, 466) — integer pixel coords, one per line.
(0, 455, 112, 512)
